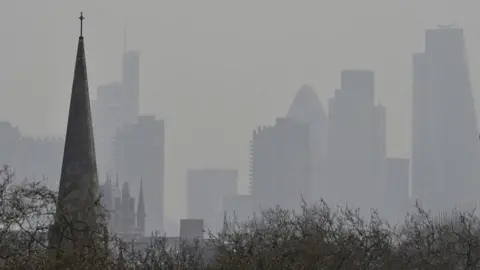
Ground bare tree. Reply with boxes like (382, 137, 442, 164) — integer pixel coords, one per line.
(4, 165, 480, 269)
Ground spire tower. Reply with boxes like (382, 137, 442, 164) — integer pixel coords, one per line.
(49, 12, 104, 257)
(137, 178, 146, 236)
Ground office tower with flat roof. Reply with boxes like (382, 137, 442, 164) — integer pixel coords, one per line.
(327, 70, 386, 212)
(412, 28, 479, 211)
(250, 117, 311, 212)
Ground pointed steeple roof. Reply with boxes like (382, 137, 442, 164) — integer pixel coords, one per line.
(136, 178, 146, 235)
(50, 13, 102, 253)
(57, 12, 98, 203)
(137, 178, 146, 217)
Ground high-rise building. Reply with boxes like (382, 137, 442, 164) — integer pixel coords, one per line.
(93, 50, 140, 177)
(0, 122, 64, 190)
(186, 169, 238, 233)
(250, 117, 311, 212)
(14, 136, 64, 190)
(114, 115, 164, 234)
(48, 16, 103, 255)
(412, 28, 479, 211)
(286, 85, 328, 202)
(122, 50, 140, 125)
(93, 83, 124, 177)
(327, 70, 386, 212)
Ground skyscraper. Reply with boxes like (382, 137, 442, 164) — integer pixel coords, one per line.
(122, 50, 140, 125)
(0, 122, 63, 190)
(412, 28, 479, 210)
(250, 117, 311, 212)
(327, 70, 386, 212)
(286, 85, 328, 202)
(93, 82, 124, 177)
(49, 14, 103, 255)
(114, 115, 164, 234)
(93, 49, 140, 177)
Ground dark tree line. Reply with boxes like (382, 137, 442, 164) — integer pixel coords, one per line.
(1, 166, 480, 269)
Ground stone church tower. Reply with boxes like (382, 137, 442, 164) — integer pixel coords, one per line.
(48, 13, 105, 257)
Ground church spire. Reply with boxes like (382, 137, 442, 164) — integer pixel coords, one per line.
(49, 12, 103, 255)
(137, 178, 146, 235)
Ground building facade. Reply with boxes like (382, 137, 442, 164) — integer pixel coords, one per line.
(411, 28, 480, 211)
(327, 70, 386, 213)
(93, 50, 140, 178)
(114, 115, 165, 234)
(100, 177, 145, 240)
(0, 122, 64, 190)
(286, 84, 328, 202)
(92, 82, 124, 178)
(122, 50, 140, 125)
(250, 117, 311, 212)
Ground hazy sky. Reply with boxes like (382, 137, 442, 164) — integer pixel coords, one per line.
(1, 1, 480, 223)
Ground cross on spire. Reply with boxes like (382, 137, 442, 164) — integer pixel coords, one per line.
(79, 12, 85, 37)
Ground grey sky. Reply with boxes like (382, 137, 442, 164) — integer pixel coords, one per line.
(1, 1, 480, 222)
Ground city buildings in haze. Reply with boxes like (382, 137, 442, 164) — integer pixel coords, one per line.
(100, 177, 146, 240)
(250, 117, 311, 212)
(114, 115, 165, 234)
(186, 168, 238, 233)
(0, 122, 63, 190)
(93, 50, 140, 178)
(122, 51, 140, 125)
(286, 85, 328, 202)
(327, 70, 386, 212)
(411, 28, 480, 211)
(92, 82, 124, 178)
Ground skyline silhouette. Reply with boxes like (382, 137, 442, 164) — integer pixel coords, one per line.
(1, 2, 480, 235)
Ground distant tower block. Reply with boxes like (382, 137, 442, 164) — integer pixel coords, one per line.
(412, 28, 480, 209)
(179, 219, 204, 239)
